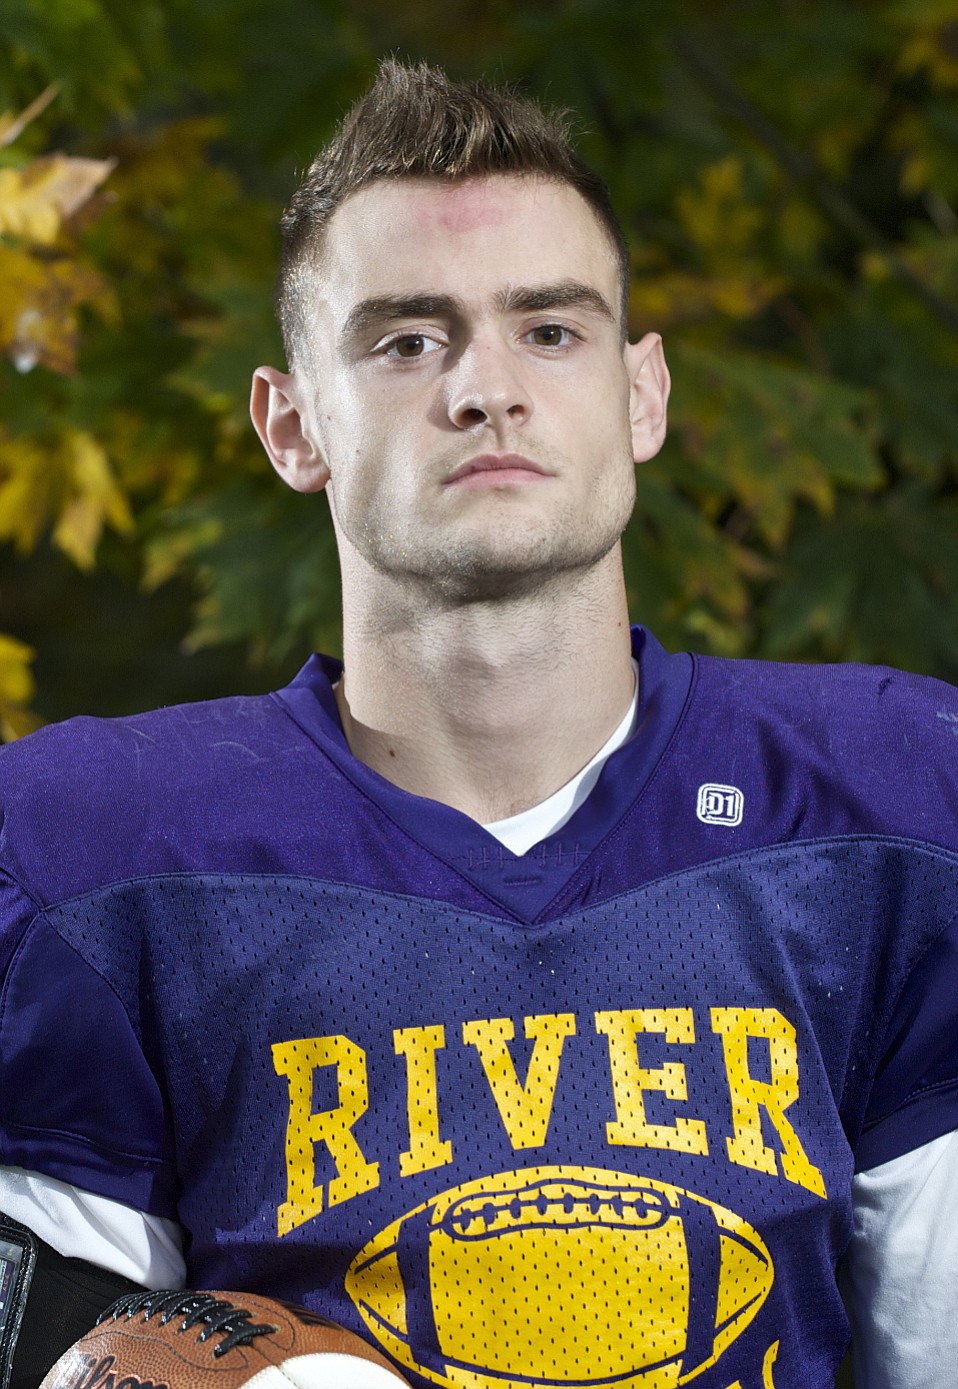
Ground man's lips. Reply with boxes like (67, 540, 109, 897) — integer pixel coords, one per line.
(444, 453, 552, 487)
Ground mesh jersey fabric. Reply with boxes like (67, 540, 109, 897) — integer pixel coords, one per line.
(0, 678, 644, 1280)
(2, 626, 958, 1389)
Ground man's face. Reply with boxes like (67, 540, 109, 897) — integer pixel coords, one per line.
(290, 174, 655, 603)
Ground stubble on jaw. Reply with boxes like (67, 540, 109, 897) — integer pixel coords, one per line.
(329, 461, 637, 608)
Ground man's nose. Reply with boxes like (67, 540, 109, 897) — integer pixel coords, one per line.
(446, 338, 532, 431)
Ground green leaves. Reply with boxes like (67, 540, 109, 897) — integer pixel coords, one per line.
(1, 0, 958, 735)
(763, 490, 958, 677)
(673, 342, 882, 535)
(143, 481, 342, 666)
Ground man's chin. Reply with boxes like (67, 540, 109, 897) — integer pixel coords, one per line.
(398, 537, 624, 606)
(427, 567, 560, 604)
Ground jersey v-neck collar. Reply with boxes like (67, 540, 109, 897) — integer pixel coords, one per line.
(482, 657, 640, 853)
(273, 627, 694, 923)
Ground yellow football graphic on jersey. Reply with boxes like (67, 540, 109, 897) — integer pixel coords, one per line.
(345, 1165, 774, 1388)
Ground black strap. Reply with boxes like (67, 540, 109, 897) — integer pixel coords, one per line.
(0, 1214, 146, 1389)
(0, 1215, 36, 1389)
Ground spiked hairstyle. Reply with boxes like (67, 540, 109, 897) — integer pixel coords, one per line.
(277, 58, 631, 362)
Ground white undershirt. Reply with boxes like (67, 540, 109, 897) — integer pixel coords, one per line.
(842, 1130, 958, 1388)
(1, 660, 954, 1385)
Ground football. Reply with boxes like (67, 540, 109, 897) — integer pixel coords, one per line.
(39, 1289, 409, 1389)
(345, 1164, 775, 1389)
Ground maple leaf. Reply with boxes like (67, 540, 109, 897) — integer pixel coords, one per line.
(0, 429, 133, 568)
(0, 155, 116, 246)
(52, 430, 135, 569)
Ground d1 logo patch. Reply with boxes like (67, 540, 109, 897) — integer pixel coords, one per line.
(345, 1165, 774, 1388)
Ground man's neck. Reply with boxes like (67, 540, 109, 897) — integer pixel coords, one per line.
(334, 550, 635, 824)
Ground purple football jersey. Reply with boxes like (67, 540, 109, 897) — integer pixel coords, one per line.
(2, 628, 957, 1389)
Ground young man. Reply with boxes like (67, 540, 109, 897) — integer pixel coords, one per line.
(1, 59, 957, 1389)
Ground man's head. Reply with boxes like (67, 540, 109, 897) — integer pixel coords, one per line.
(277, 58, 632, 366)
(252, 60, 669, 611)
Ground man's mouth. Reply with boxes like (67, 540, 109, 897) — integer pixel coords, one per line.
(444, 453, 552, 487)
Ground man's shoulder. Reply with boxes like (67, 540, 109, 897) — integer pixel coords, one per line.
(0, 688, 294, 793)
(0, 686, 330, 909)
(695, 648, 958, 732)
(681, 650, 958, 849)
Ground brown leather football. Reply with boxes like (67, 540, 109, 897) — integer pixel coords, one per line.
(39, 1289, 409, 1389)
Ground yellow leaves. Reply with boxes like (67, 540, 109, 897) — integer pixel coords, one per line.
(0, 429, 133, 569)
(0, 154, 116, 245)
(631, 158, 786, 331)
(898, 15, 958, 89)
(0, 88, 130, 731)
(0, 434, 53, 553)
(0, 634, 35, 705)
(0, 90, 115, 374)
(814, 121, 864, 180)
(861, 250, 893, 282)
(676, 157, 763, 260)
(102, 117, 233, 278)
(54, 431, 135, 568)
(887, 107, 938, 198)
(105, 413, 202, 504)
(631, 271, 786, 328)
(0, 240, 111, 373)
(142, 517, 223, 592)
(0, 86, 113, 246)
(777, 199, 827, 262)
(0, 634, 41, 743)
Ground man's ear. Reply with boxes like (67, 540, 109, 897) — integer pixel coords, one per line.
(250, 366, 330, 493)
(624, 332, 670, 464)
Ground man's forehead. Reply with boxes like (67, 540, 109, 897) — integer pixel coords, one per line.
(318, 174, 619, 311)
(378, 176, 516, 234)
(330, 172, 589, 236)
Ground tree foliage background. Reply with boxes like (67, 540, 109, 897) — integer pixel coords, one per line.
(1, 0, 958, 737)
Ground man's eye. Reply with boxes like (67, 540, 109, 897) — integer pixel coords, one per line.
(385, 334, 439, 358)
(529, 324, 570, 347)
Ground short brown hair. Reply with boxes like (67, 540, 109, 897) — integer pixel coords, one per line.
(278, 58, 631, 362)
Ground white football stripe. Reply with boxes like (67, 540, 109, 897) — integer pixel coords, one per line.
(243, 1354, 402, 1389)
(237, 1367, 289, 1389)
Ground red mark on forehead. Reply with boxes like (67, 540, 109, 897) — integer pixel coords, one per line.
(418, 181, 510, 234)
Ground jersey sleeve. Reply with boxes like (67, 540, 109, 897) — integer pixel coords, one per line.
(855, 907, 958, 1170)
(0, 872, 178, 1217)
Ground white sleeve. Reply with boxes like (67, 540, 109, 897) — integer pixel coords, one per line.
(844, 1130, 958, 1389)
(0, 1166, 186, 1287)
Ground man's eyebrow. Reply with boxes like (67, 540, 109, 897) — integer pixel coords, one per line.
(496, 280, 616, 322)
(339, 280, 617, 349)
(340, 294, 465, 344)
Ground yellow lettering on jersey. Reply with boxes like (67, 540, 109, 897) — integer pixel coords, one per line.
(272, 1036, 380, 1236)
(394, 1024, 453, 1177)
(462, 1013, 576, 1149)
(594, 1008, 709, 1155)
(711, 1008, 826, 1198)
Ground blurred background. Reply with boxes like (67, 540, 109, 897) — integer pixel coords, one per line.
(2, 0, 958, 737)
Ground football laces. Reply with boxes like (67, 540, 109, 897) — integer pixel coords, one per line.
(98, 1290, 279, 1358)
